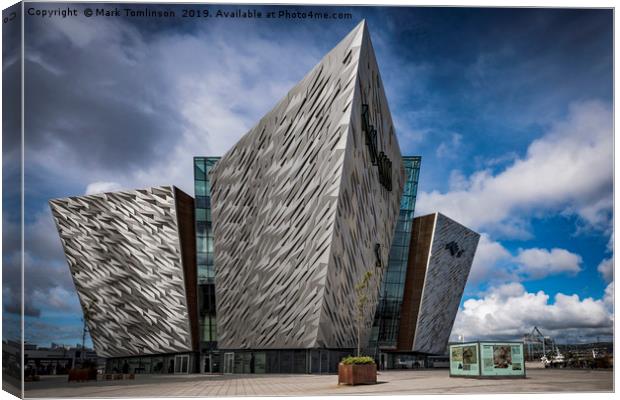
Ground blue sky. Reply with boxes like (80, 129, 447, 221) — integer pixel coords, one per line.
(3, 4, 613, 346)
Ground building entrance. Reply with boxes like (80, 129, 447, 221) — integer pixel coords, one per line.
(380, 353, 388, 370)
(202, 355, 210, 373)
(174, 355, 189, 374)
(223, 353, 234, 374)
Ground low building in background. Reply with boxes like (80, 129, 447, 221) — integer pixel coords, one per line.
(49, 186, 199, 373)
(17, 342, 101, 376)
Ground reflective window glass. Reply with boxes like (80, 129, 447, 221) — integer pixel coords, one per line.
(194, 164, 206, 181)
(195, 180, 207, 196)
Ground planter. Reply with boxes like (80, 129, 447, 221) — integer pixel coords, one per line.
(338, 362, 377, 385)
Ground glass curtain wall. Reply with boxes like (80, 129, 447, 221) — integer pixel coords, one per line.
(369, 156, 422, 353)
(194, 157, 221, 353)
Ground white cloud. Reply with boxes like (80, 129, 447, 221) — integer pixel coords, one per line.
(436, 133, 462, 158)
(448, 170, 468, 191)
(595, 232, 613, 283)
(467, 235, 583, 286)
(468, 234, 512, 285)
(515, 247, 582, 279)
(85, 181, 124, 195)
(603, 281, 614, 309)
(417, 100, 612, 236)
(597, 257, 614, 283)
(451, 282, 613, 342)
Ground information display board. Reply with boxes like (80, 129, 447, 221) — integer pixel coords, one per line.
(449, 341, 525, 378)
(480, 342, 525, 377)
(449, 343, 480, 376)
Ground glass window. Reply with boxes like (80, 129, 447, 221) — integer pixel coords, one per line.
(139, 357, 152, 374)
(201, 317, 210, 341)
(267, 352, 279, 373)
(195, 180, 207, 196)
(196, 196, 209, 209)
(198, 267, 209, 282)
(254, 352, 266, 374)
(181, 357, 188, 373)
(197, 238, 207, 253)
(234, 353, 244, 374)
(197, 252, 208, 266)
(280, 351, 293, 373)
(293, 351, 306, 374)
(207, 269, 215, 280)
(196, 221, 208, 233)
(194, 164, 206, 181)
(196, 209, 207, 221)
(151, 357, 164, 374)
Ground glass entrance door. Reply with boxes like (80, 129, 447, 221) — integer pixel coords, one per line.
(202, 354, 213, 373)
(223, 352, 234, 374)
(174, 355, 189, 374)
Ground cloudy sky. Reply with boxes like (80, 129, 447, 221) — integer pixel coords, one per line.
(3, 4, 613, 347)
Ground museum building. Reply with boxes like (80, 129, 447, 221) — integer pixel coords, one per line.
(50, 21, 480, 375)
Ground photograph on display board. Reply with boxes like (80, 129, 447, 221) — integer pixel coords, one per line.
(451, 346, 463, 363)
(493, 345, 512, 369)
(463, 345, 477, 365)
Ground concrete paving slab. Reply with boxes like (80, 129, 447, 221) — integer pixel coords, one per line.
(23, 368, 613, 398)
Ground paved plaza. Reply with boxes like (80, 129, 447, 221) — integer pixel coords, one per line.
(23, 368, 613, 397)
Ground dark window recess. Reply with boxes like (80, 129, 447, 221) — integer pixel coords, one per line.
(445, 241, 464, 258)
(361, 104, 370, 132)
(361, 104, 392, 191)
(377, 151, 393, 191)
(200, 284, 217, 315)
(374, 243, 382, 268)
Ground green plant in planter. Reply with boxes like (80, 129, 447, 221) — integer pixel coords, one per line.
(341, 356, 376, 365)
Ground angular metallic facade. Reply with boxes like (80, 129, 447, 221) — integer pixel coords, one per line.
(49, 186, 198, 358)
(210, 21, 405, 350)
(398, 213, 480, 355)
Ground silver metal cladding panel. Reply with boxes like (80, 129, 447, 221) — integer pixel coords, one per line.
(412, 213, 480, 354)
(49, 186, 194, 358)
(317, 23, 405, 349)
(211, 21, 404, 350)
